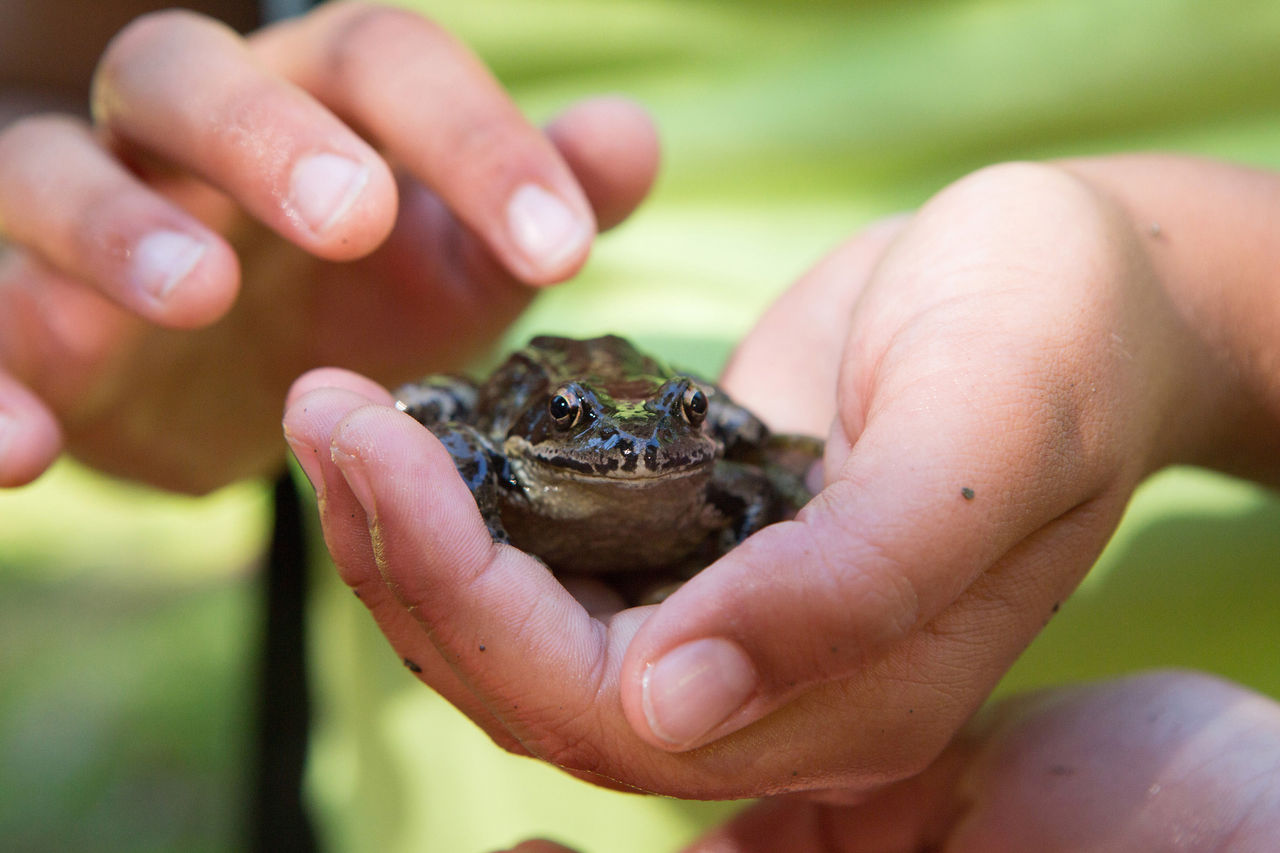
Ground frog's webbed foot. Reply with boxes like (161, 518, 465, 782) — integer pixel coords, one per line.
(418, 420, 511, 545)
(394, 375, 480, 428)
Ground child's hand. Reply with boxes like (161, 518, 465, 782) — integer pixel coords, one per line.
(0, 3, 658, 491)
(283, 157, 1280, 797)
(499, 671, 1280, 852)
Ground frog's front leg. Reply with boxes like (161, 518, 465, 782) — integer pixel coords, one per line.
(393, 375, 479, 428)
(394, 377, 510, 542)
(706, 461, 781, 553)
(429, 424, 511, 543)
(418, 423, 510, 543)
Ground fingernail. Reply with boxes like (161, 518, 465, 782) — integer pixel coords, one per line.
(641, 638, 757, 748)
(289, 152, 371, 235)
(506, 183, 591, 276)
(131, 230, 207, 302)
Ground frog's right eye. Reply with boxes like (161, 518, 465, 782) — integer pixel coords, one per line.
(548, 387, 581, 428)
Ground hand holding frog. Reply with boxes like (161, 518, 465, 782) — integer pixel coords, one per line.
(497, 671, 1280, 851)
(283, 156, 1280, 797)
(0, 2, 657, 491)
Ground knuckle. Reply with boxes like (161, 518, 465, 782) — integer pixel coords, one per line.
(804, 489, 923, 644)
(0, 114, 83, 165)
(946, 160, 1092, 207)
(532, 720, 613, 778)
(98, 9, 202, 78)
(324, 3, 450, 79)
(448, 117, 531, 186)
(93, 9, 233, 124)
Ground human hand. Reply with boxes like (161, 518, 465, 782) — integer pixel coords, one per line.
(0, 2, 658, 491)
(497, 670, 1280, 852)
(282, 159, 1272, 798)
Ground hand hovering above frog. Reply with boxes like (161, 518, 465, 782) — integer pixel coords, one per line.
(0, 3, 657, 491)
(284, 154, 1280, 800)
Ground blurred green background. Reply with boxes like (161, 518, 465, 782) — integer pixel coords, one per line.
(3, 0, 1280, 850)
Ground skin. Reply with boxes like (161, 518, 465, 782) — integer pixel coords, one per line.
(4, 0, 1279, 845)
(283, 155, 1280, 800)
(497, 671, 1280, 852)
(0, 0, 660, 491)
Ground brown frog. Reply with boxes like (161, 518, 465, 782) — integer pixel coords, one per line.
(395, 335, 821, 579)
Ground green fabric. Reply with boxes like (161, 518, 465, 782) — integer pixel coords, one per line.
(305, 1, 1280, 850)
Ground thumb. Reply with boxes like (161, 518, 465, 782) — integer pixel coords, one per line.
(619, 384, 1117, 751)
(545, 95, 660, 233)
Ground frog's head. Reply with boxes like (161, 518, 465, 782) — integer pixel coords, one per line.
(504, 375, 720, 484)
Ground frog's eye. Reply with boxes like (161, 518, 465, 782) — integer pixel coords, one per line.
(548, 387, 581, 428)
(681, 385, 708, 426)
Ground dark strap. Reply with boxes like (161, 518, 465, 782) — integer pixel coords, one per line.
(248, 471, 318, 852)
(249, 3, 333, 846)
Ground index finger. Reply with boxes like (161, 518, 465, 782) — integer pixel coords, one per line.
(255, 3, 597, 282)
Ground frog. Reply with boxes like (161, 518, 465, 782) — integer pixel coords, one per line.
(394, 335, 822, 580)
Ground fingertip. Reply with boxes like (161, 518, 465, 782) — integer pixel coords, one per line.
(284, 367, 394, 412)
(0, 382, 63, 487)
(327, 401, 500, 577)
(546, 95, 660, 232)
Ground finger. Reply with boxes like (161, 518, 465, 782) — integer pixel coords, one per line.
(320, 95, 660, 359)
(255, 3, 596, 283)
(797, 672, 1280, 853)
(621, 163, 1168, 751)
(674, 702, 971, 852)
(0, 115, 239, 327)
(0, 371, 63, 486)
(943, 672, 1280, 852)
(719, 215, 907, 436)
(284, 365, 394, 412)
(322, 400, 635, 762)
(544, 95, 660, 232)
(93, 9, 397, 260)
(281, 376, 526, 754)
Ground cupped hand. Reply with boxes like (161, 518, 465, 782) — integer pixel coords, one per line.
(0, 2, 658, 491)
(497, 671, 1280, 851)
(283, 160, 1242, 798)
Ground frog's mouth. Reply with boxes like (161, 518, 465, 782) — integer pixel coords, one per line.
(507, 436, 716, 482)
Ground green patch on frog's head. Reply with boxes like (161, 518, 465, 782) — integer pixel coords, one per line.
(506, 376, 720, 481)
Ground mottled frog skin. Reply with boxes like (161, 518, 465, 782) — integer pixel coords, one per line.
(395, 335, 821, 576)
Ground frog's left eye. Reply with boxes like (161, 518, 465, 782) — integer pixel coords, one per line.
(681, 385, 708, 426)
(548, 386, 581, 428)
